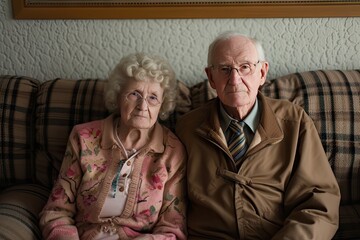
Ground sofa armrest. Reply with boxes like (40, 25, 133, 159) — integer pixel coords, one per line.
(0, 184, 50, 240)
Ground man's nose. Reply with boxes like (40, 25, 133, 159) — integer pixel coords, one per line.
(228, 68, 243, 84)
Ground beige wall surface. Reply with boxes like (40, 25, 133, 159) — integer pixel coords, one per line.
(1, 1, 359, 85)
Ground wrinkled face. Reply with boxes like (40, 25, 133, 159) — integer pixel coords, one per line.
(118, 78, 164, 129)
(205, 36, 268, 109)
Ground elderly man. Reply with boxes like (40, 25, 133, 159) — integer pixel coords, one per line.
(175, 31, 340, 239)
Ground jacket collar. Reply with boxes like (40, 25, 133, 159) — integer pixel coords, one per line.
(197, 92, 283, 149)
(256, 91, 283, 141)
(100, 113, 165, 154)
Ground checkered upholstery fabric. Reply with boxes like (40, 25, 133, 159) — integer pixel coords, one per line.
(0, 76, 40, 188)
(35, 79, 109, 187)
(261, 70, 360, 205)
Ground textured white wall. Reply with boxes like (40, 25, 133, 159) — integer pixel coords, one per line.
(1, 1, 359, 85)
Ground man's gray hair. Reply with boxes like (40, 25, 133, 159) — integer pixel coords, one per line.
(207, 31, 266, 66)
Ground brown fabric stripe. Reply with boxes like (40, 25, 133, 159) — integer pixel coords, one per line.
(337, 70, 356, 203)
(0, 77, 12, 185)
(321, 70, 336, 170)
(43, 78, 58, 186)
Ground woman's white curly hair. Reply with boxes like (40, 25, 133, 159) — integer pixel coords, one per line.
(104, 53, 177, 120)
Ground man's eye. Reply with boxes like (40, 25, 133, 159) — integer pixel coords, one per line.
(240, 64, 251, 70)
(220, 67, 231, 73)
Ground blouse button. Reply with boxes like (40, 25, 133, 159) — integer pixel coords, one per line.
(119, 186, 124, 192)
(126, 161, 131, 166)
(122, 173, 127, 177)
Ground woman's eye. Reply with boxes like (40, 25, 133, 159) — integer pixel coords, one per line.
(127, 91, 141, 100)
(148, 95, 158, 101)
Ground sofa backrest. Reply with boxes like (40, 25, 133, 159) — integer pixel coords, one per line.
(1, 70, 359, 204)
(0, 76, 40, 188)
(35, 79, 109, 187)
(261, 70, 360, 204)
(0, 76, 191, 189)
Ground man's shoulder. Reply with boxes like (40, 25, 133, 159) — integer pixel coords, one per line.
(176, 99, 216, 131)
(262, 95, 310, 123)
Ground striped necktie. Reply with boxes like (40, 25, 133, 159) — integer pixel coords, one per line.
(227, 121, 247, 162)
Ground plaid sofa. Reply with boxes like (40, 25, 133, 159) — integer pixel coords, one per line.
(0, 70, 359, 239)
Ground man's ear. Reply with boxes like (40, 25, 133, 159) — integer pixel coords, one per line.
(259, 61, 269, 86)
(205, 67, 216, 89)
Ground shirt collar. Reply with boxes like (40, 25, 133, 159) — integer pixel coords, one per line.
(219, 97, 260, 133)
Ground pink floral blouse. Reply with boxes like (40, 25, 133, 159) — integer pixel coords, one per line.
(39, 114, 187, 240)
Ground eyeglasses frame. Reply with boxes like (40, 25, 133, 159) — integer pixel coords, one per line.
(124, 91, 162, 107)
(210, 60, 261, 77)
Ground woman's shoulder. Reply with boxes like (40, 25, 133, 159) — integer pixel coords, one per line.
(70, 116, 111, 140)
(161, 124, 186, 150)
(73, 118, 104, 132)
(73, 114, 115, 132)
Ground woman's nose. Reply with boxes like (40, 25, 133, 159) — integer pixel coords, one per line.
(137, 98, 149, 110)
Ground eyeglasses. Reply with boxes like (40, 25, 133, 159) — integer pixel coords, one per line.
(211, 60, 261, 77)
(125, 91, 161, 107)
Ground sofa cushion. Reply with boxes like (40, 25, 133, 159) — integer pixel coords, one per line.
(0, 75, 40, 188)
(0, 184, 50, 240)
(261, 70, 360, 204)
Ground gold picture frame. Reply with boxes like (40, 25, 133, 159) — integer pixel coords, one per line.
(12, 0, 360, 19)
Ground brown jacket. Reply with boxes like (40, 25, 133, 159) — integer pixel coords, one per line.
(175, 92, 340, 240)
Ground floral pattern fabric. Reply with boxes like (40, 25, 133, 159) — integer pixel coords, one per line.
(39, 114, 187, 240)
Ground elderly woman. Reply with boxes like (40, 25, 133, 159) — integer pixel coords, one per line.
(39, 53, 187, 240)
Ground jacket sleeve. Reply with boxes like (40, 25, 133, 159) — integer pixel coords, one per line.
(139, 134, 187, 240)
(39, 128, 81, 240)
(272, 116, 341, 240)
